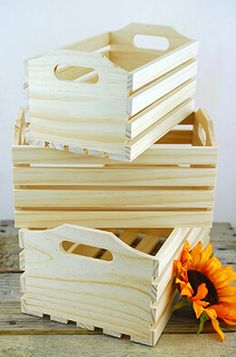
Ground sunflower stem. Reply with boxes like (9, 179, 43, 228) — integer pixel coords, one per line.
(172, 297, 191, 312)
(197, 312, 209, 335)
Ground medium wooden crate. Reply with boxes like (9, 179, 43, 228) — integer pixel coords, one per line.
(27, 23, 198, 161)
(19, 224, 210, 346)
(13, 108, 217, 229)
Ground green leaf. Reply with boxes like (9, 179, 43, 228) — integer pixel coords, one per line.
(197, 312, 209, 335)
(172, 297, 191, 312)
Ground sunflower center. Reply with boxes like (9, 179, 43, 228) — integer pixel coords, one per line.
(187, 269, 218, 305)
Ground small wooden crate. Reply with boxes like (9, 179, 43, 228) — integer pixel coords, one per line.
(13, 108, 217, 230)
(19, 224, 210, 346)
(27, 23, 198, 161)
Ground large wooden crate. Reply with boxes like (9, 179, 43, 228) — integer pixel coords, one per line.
(19, 224, 210, 346)
(13, 108, 217, 229)
(27, 23, 198, 161)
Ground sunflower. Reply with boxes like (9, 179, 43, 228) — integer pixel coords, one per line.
(174, 241, 236, 341)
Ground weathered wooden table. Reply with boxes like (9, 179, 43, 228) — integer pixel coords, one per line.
(0, 222, 235, 356)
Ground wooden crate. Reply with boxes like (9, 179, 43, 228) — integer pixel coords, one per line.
(13, 108, 217, 230)
(27, 23, 198, 161)
(19, 224, 210, 346)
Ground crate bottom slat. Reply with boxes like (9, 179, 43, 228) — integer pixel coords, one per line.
(20, 291, 178, 347)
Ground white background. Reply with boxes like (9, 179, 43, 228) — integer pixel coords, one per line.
(0, 0, 236, 228)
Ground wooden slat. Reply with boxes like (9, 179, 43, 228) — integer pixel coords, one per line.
(135, 234, 162, 255)
(1, 299, 235, 335)
(12, 144, 218, 166)
(157, 130, 192, 144)
(131, 41, 198, 91)
(13, 167, 216, 187)
(100, 230, 140, 260)
(14, 188, 214, 209)
(126, 79, 196, 140)
(14, 210, 213, 229)
(127, 99, 195, 161)
(129, 60, 197, 115)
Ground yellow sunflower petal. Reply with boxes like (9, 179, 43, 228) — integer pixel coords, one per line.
(217, 285, 236, 297)
(180, 282, 194, 298)
(175, 277, 187, 290)
(220, 318, 236, 326)
(211, 317, 225, 342)
(189, 241, 202, 269)
(219, 295, 236, 304)
(202, 256, 222, 277)
(180, 241, 191, 262)
(191, 283, 208, 301)
(174, 262, 188, 283)
(193, 301, 205, 319)
(180, 241, 193, 270)
(174, 260, 183, 275)
(213, 269, 236, 289)
(197, 300, 210, 307)
(205, 308, 224, 341)
(212, 304, 236, 323)
(200, 243, 213, 267)
(205, 307, 217, 320)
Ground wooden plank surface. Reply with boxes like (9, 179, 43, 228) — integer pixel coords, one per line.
(14, 188, 215, 209)
(13, 166, 217, 187)
(14, 210, 214, 229)
(12, 145, 218, 165)
(0, 221, 235, 356)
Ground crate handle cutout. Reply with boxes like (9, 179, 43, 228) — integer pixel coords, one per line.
(60, 240, 113, 261)
(29, 49, 123, 89)
(197, 122, 207, 146)
(134, 35, 169, 51)
(20, 225, 154, 264)
(54, 64, 99, 83)
(194, 109, 216, 147)
(112, 23, 191, 50)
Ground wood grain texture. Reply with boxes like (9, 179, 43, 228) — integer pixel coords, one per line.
(14, 188, 215, 209)
(0, 333, 234, 357)
(13, 167, 216, 187)
(0, 223, 21, 273)
(14, 210, 214, 229)
(19, 225, 209, 346)
(0, 222, 235, 355)
(27, 23, 198, 161)
(127, 80, 196, 139)
(13, 110, 218, 230)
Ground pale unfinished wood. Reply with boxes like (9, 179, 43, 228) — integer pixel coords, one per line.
(14, 188, 215, 209)
(0, 223, 235, 342)
(20, 225, 209, 346)
(27, 23, 198, 161)
(14, 210, 214, 229)
(12, 109, 218, 229)
(1, 222, 235, 352)
(13, 167, 216, 186)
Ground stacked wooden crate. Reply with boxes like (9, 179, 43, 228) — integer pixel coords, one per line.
(13, 23, 218, 346)
(13, 109, 217, 229)
(26, 23, 198, 161)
